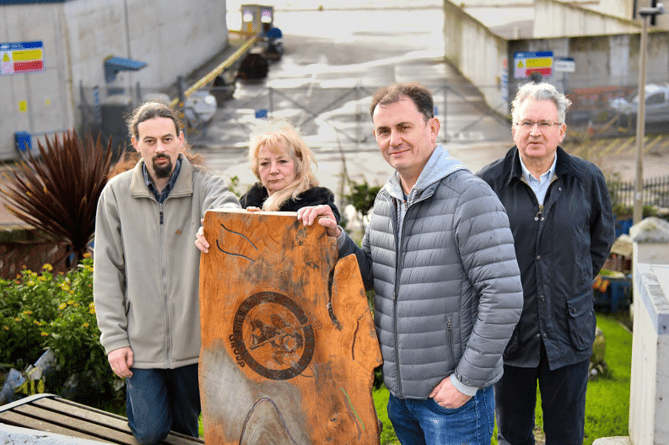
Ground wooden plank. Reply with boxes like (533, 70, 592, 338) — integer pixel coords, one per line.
(0, 395, 204, 444)
(0, 409, 127, 443)
(33, 397, 130, 428)
(36, 397, 205, 444)
(8, 403, 132, 443)
(198, 210, 382, 445)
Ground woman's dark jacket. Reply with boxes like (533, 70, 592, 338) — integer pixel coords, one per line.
(240, 182, 341, 223)
(477, 146, 615, 370)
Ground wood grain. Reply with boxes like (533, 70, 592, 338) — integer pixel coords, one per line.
(199, 209, 382, 445)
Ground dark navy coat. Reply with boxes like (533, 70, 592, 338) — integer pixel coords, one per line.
(478, 146, 615, 369)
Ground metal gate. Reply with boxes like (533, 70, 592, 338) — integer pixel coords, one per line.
(188, 82, 511, 150)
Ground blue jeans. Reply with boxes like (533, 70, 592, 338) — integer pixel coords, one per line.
(125, 364, 201, 445)
(388, 386, 494, 445)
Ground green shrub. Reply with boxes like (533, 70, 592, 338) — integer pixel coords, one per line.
(0, 256, 119, 406)
(1, 265, 61, 368)
(345, 180, 382, 216)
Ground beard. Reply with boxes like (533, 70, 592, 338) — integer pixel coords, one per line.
(152, 155, 174, 179)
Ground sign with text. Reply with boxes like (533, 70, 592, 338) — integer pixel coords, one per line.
(514, 51, 553, 79)
(554, 57, 575, 73)
(1, 41, 44, 76)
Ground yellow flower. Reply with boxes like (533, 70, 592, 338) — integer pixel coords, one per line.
(42, 264, 53, 271)
(82, 323, 89, 328)
(14, 318, 20, 322)
(62, 284, 71, 291)
(41, 332, 49, 337)
(38, 276, 47, 282)
(58, 303, 67, 310)
(67, 300, 75, 305)
(34, 320, 41, 326)
(23, 310, 33, 315)
(3, 326, 9, 330)
(73, 303, 79, 308)
(89, 302, 95, 309)
(69, 290, 75, 295)
(83, 252, 91, 258)
(89, 308, 96, 315)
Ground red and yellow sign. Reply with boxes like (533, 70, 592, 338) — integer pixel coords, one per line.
(1, 41, 44, 76)
(514, 51, 553, 79)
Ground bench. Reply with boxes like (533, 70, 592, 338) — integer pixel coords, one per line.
(0, 393, 204, 444)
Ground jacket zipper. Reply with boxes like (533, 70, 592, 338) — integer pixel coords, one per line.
(393, 196, 403, 397)
(447, 317, 454, 367)
(159, 201, 171, 366)
(392, 189, 433, 397)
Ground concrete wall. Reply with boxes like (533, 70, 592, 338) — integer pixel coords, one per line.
(445, 0, 669, 117)
(629, 218, 669, 445)
(0, 0, 228, 161)
(0, 3, 73, 161)
(596, 0, 633, 19)
(444, 1, 509, 115)
(534, 0, 639, 38)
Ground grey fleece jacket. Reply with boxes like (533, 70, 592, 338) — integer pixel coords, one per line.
(93, 155, 240, 369)
(339, 145, 523, 399)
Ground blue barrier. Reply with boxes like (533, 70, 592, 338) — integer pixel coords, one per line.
(594, 276, 631, 313)
(615, 217, 633, 238)
(14, 132, 31, 153)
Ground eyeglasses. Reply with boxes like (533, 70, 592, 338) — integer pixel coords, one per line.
(515, 120, 562, 131)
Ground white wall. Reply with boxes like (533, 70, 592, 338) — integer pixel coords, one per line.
(0, 3, 73, 160)
(444, 0, 669, 116)
(629, 218, 669, 445)
(444, 1, 509, 115)
(0, 0, 228, 161)
(534, 0, 639, 38)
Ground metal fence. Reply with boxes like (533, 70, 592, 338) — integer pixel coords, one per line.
(78, 81, 514, 152)
(564, 83, 669, 139)
(78, 79, 669, 157)
(607, 174, 669, 209)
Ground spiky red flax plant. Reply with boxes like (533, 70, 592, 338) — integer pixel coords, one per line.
(0, 130, 115, 268)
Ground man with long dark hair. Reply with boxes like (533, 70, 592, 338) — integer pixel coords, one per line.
(93, 101, 239, 444)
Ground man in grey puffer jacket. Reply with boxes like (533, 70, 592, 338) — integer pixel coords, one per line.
(299, 82, 524, 445)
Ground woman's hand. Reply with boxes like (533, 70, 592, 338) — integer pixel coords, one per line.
(297, 205, 341, 238)
(195, 222, 210, 253)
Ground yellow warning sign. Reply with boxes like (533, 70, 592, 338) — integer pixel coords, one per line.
(1, 41, 44, 75)
(19, 101, 27, 112)
(13, 49, 42, 61)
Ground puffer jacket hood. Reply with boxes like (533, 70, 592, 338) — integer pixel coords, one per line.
(384, 145, 468, 202)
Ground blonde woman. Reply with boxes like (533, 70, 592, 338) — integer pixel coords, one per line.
(195, 119, 339, 253)
(240, 119, 340, 222)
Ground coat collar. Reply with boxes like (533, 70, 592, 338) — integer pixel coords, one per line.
(502, 146, 580, 187)
(129, 153, 194, 199)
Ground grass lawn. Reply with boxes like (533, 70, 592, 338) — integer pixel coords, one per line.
(371, 312, 633, 445)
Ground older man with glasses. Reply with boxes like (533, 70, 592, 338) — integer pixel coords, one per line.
(477, 82, 615, 445)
